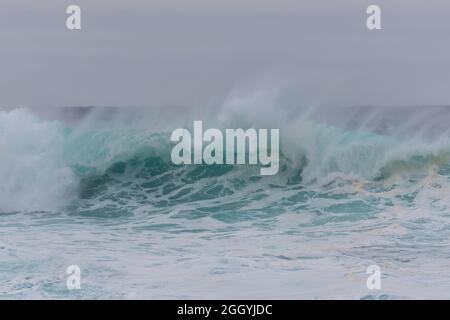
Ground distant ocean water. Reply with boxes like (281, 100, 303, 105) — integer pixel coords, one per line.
(1, 106, 450, 299)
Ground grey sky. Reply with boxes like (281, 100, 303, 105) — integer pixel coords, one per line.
(1, 0, 450, 108)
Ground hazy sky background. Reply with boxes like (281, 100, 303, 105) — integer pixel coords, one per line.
(1, 0, 450, 108)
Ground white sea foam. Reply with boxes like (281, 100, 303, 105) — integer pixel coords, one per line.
(0, 109, 78, 212)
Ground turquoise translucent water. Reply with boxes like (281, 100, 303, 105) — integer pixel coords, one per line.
(2, 108, 450, 299)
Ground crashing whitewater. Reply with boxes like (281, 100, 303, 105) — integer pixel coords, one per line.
(2, 105, 450, 298)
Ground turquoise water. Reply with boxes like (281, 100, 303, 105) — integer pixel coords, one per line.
(1, 108, 450, 299)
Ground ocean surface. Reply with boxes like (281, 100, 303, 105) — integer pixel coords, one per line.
(1, 105, 450, 299)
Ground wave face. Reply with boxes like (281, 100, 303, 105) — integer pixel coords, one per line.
(2, 106, 450, 299)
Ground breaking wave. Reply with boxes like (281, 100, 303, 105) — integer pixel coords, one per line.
(2, 107, 450, 216)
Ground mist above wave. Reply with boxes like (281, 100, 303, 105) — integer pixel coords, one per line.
(2, 85, 450, 213)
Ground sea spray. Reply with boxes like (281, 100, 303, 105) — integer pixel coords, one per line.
(0, 109, 78, 212)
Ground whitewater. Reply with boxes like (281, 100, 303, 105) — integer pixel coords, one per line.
(2, 100, 450, 299)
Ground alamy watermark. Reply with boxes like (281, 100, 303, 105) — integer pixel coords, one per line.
(66, 265, 81, 290)
(366, 265, 381, 290)
(171, 121, 280, 176)
(65, 4, 381, 31)
(367, 5, 381, 30)
(66, 5, 81, 30)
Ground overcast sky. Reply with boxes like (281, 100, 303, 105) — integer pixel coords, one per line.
(1, 0, 450, 108)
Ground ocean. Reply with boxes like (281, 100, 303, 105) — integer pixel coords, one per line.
(1, 105, 450, 299)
